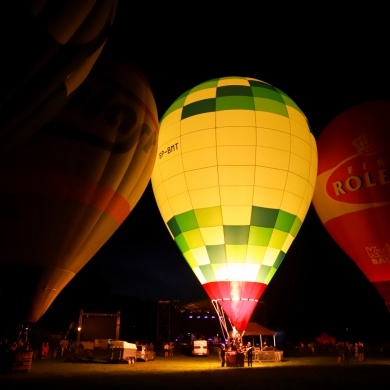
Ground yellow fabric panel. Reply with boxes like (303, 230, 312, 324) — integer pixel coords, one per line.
(225, 245, 249, 262)
(255, 166, 288, 190)
(219, 166, 255, 185)
(262, 247, 280, 267)
(246, 245, 268, 262)
(181, 128, 216, 152)
(217, 126, 256, 146)
(195, 206, 223, 226)
(181, 112, 216, 134)
(253, 186, 284, 209)
(221, 205, 252, 225)
(183, 147, 217, 171)
(216, 109, 256, 127)
(280, 188, 304, 216)
(182, 229, 204, 248)
(185, 167, 219, 190)
(189, 186, 220, 209)
(168, 191, 193, 216)
(199, 226, 225, 245)
(255, 111, 290, 133)
(291, 134, 312, 163)
(192, 247, 210, 266)
(256, 146, 290, 170)
(219, 77, 252, 86)
(161, 171, 186, 198)
(220, 185, 254, 206)
(159, 107, 182, 129)
(257, 127, 291, 151)
(185, 86, 217, 104)
(285, 172, 310, 198)
(158, 154, 183, 182)
(286, 105, 309, 128)
(191, 266, 207, 284)
(281, 233, 295, 253)
(269, 229, 289, 249)
(289, 153, 311, 179)
(218, 145, 256, 165)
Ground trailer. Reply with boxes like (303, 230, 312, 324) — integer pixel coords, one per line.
(109, 340, 137, 364)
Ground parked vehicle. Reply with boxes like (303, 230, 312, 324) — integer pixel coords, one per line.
(136, 344, 155, 362)
(109, 340, 137, 364)
(190, 340, 209, 356)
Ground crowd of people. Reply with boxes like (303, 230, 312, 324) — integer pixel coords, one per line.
(336, 341, 365, 364)
(0, 337, 32, 353)
(219, 331, 267, 367)
(0, 337, 71, 361)
(219, 339, 257, 367)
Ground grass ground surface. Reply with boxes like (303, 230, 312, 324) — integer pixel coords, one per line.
(2, 351, 390, 390)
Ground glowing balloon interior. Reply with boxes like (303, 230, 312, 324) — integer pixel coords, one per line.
(152, 76, 317, 332)
(312, 100, 390, 311)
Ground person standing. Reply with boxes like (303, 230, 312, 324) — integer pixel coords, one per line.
(220, 343, 226, 367)
(41, 342, 49, 359)
(336, 341, 343, 364)
(246, 342, 253, 367)
(354, 343, 359, 362)
(169, 342, 174, 357)
(358, 342, 365, 362)
(164, 342, 169, 357)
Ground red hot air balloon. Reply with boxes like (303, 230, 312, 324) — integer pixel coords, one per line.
(312, 100, 390, 311)
(0, 48, 159, 334)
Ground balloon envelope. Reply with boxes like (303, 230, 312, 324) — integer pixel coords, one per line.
(151, 76, 317, 331)
(0, 49, 159, 329)
(312, 100, 390, 311)
(0, 0, 118, 154)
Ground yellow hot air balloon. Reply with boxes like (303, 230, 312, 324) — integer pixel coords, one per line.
(151, 76, 317, 339)
(0, 49, 158, 335)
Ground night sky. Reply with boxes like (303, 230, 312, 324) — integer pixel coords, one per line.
(19, 2, 390, 343)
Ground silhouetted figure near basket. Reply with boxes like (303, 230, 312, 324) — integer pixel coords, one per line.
(246, 342, 253, 367)
(220, 344, 226, 367)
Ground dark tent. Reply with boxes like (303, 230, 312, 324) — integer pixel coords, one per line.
(243, 322, 276, 349)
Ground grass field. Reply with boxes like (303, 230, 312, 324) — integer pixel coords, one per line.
(2, 350, 390, 390)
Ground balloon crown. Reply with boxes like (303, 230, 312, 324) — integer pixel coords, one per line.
(352, 130, 388, 156)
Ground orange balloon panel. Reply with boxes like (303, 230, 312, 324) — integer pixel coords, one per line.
(313, 100, 390, 310)
(0, 50, 158, 325)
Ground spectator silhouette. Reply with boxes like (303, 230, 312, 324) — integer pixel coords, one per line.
(246, 342, 253, 367)
(220, 344, 226, 367)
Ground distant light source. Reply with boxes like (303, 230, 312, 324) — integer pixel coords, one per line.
(77, 326, 82, 347)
